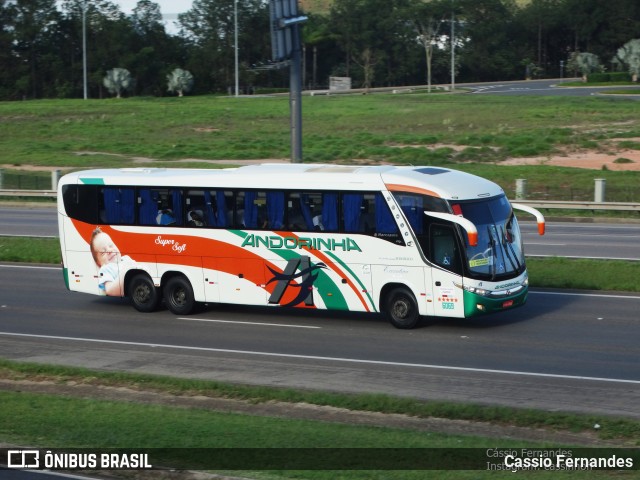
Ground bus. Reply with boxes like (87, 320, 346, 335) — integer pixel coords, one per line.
(57, 164, 545, 329)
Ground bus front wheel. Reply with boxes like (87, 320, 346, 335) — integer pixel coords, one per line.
(385, 288, 420, 329)
(129, 273, 160, 313)
(164, 276, 195, 315)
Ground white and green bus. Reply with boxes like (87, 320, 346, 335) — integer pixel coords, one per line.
(57, 164, 545, 328)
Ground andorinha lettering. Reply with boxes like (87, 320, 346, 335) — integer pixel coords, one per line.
(241, 234, 362, 252)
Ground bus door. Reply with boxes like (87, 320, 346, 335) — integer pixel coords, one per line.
(428, 224, 465, 318)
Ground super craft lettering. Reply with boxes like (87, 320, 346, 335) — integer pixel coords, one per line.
(154, 235, 187, 253)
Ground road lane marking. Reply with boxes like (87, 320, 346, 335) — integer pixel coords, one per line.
(527, 255, 640, 261)
(529, 291, 640, 300)
(0, 264, 59, 270)
(0, 331, 638, 385)
(179, 317, 321, 329)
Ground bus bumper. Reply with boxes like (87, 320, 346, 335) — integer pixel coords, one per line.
(463, 287, 528, 317)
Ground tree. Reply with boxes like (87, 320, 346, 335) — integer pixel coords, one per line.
(457, 0, 523, 81)
(616, 39, 640, 82)
(131, 0, 163, 36)
(568, 51, 601, 81)
(9, 0, 61, 98)
(178, 0, 269, 93)
(167, 68, 194, 96)
(409, 0, 449, 92)
(103, 67, 133, 97)
(330, 0, 415, 89)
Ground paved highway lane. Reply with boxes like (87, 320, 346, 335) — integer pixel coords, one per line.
(1, 264, 639, 418)
(520, 222, 640, 260)
(465, 78, 640, 99)
(0, 206, 57, 238)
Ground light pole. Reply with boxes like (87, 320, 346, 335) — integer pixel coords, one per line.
(82, 0, 88, 99)
(450, 0, 455, 92)
(234, 0, 239, 97)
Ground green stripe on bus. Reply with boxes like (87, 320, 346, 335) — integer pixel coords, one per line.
(274, 249, 348, 311)
(80, 178, 105, 185)
(230, 230, 349, 309)
(325, 250, 377, 312)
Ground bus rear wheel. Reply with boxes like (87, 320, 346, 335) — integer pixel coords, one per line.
(164, 276, 195, 315)
(385, 288, 420, 329)
(129, 273, 160, 313)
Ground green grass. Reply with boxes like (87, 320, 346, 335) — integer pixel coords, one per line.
(0, 236, 61, 263)
(3, 391, 632, 479)
(2, 94, 640, 203)
(0, 359, 638, 479)
(0, 94, 639, 164)
(527, 258, 640, 292)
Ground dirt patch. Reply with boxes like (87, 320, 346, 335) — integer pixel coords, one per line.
(3, 143, 640, 171)
(501, 149, 640, 171)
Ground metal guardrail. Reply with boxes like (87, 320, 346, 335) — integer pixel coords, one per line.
(515, 200, 640, 211)
(0, 189, 57, 198)
(0, 189, 638, 211)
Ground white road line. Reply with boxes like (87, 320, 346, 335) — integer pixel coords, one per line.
(179, 317, 321, 329)
(529, 291, 640, 300)
(527, 255, 640, 261)
(0, 331, 638, 385)
(0, 264, 59, 270)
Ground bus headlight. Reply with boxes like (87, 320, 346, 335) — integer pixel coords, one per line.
(455, 283, 490, 297)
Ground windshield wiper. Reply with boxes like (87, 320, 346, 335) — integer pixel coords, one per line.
(500, 225, 522, 272)
(487, 226, 497, 281)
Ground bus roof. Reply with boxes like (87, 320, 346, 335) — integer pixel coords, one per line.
(63, 164, 504, 201)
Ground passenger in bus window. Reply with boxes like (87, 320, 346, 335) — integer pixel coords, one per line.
(187, 210, 204, 227)
(156, 208, 176, 225)
(90, 227, 135, 296)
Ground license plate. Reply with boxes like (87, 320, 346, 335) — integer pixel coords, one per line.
(502, 300, 514, 308)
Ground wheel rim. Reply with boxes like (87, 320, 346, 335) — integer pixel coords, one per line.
(134, 283, 151, 304)
(171, 287, 186, 307)
(392, 297, 410, 319)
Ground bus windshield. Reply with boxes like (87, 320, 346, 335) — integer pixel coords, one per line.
(452, 195, 525, 280)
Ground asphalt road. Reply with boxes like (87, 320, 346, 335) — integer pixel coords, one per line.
(0, 206, 58, 238)
(1, 206, 638, 260)
(520, 221, 640, 260)
(464, 78, 640, 98)
(1, 263, 639, 419)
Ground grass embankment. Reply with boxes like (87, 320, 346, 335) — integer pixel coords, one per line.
(1, 94, 640, 201)
(0, 360, 638, 479)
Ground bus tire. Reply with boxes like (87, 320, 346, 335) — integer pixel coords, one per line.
(129, 273, 160, 313)
(164, 276, 195, 315)
(385, 288, 420, 329)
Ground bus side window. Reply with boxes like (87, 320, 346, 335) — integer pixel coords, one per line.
(101, 187, 135, 224)
(63, 184, 99, 224)
(266, 191, 285, 230)
(343, 193, 364, 233)
(373, 193, 403, 245)
(138, 188, 183, 226)
(322, 193, 338, 231)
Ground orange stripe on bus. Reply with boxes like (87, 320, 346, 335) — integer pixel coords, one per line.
(385, 184, 441, 197)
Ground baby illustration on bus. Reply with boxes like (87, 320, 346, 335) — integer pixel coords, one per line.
(90, 227, 135, 296)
